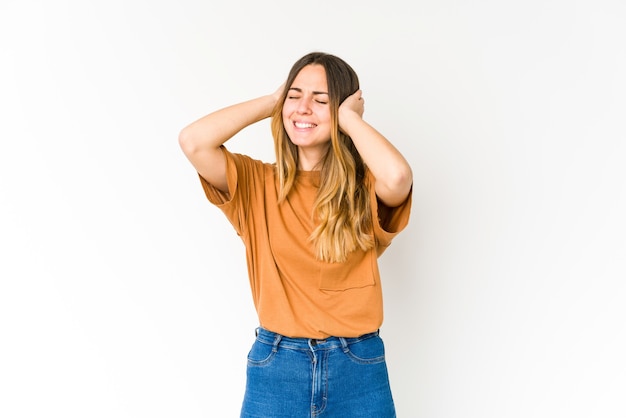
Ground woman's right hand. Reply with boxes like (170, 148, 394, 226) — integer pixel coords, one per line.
(271, 82, 286, 106)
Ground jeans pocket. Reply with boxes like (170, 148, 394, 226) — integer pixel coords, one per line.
(246, 339, 277, 367)
(343, 335, 386, 365)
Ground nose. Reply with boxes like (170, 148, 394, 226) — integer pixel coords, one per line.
(296, 96, 312, 114)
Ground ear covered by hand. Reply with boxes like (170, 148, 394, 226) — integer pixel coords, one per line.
(339, 89, 365, 118)
(338, 90, 365, 133)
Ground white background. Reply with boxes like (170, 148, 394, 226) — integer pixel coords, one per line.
(1, 0, 625, 417)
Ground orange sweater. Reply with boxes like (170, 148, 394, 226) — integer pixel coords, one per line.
(199, 147, 412, 339)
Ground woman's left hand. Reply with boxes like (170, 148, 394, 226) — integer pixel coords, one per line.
(338, 90, 365, 132)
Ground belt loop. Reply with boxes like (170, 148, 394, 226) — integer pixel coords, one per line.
(339, 337, 349, 353)
(272, 333, 282, 353)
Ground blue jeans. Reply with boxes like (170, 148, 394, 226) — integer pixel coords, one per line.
(240, 327, 396, 417)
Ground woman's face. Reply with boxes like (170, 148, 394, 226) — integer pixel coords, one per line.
(282, 64, 332, 160)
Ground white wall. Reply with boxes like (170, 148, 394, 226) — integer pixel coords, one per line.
(1, 0, 625, 417)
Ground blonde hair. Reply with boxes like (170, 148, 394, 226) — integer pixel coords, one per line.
(271, 52, 374, 263)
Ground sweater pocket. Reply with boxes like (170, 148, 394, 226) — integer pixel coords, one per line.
(318, 250, 376, 291)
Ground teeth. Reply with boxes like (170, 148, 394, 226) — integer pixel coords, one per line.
(295, 122, 316, 128)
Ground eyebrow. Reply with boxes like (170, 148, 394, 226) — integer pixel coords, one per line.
(288, 87, 329, 96)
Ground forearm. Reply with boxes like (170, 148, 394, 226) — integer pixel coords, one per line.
(340, 113, 413, 206)
(179, 94, 277, 152)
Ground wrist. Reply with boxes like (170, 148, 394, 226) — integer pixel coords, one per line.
(338, 110, 363, 134)
(258, 94, 279, 119)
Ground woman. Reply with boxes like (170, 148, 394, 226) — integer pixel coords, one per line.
(179, 52, 412, 417)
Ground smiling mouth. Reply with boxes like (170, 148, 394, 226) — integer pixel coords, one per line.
(294, 121, 317, 129)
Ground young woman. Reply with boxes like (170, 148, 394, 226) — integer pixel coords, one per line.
(179, 52, 412, 417)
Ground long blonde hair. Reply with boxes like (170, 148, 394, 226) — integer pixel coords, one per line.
(271, 52, 374, 263)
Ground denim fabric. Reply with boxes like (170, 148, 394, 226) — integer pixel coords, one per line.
(240, 327, 396, 417)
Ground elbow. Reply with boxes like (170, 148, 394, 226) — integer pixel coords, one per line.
(388, 163, 413, 193)
(178, 127, 198, 157)
(375, 163, 413, 207)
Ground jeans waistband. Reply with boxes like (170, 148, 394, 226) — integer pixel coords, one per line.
(255, 327, 380, 350)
